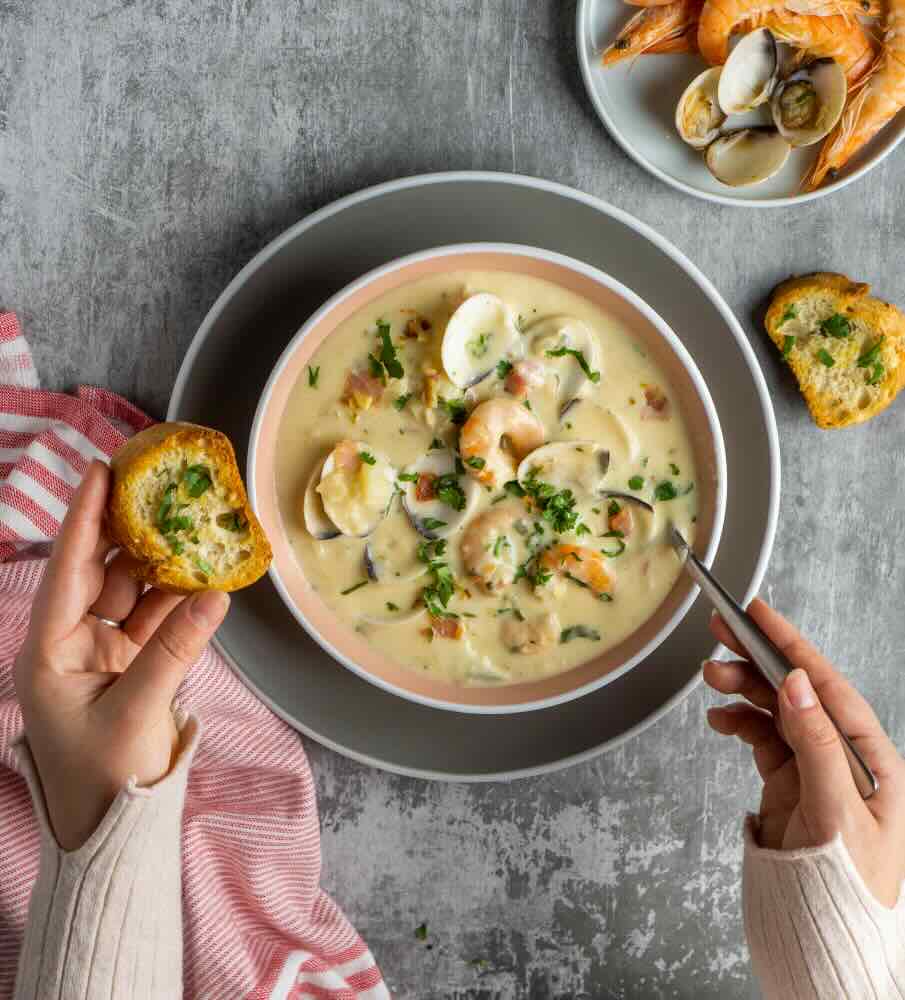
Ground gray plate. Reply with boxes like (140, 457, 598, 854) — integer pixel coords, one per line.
(168, 171, 779, 781)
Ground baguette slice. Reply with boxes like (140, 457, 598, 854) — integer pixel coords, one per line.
(765, 272, 905, 429)
(108, 422, 272, 594)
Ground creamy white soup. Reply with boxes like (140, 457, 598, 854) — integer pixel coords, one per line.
(275, 270, 698, 687)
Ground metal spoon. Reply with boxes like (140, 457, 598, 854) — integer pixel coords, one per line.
(669, 525, 878, 800)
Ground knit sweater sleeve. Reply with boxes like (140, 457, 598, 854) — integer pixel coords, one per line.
(12, 716, 200, 1000)
(743, 814, 905, 1000)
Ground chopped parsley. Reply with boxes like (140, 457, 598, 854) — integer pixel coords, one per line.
(184, 465, 213, 498)
(156, 482, 177, 527)
(545, 344, 600, 383)
(820, 313, 851, 339)
(397, 471, 419, 483)
(377, 321, 404, 378)
(492, 534, 510, 558)
(393, 393, 412, 411)
(217, 511, 247, 532)
(436, 473, 466, 511)
(601, 530, 626, 557)
(866, 361, 885, 386)
(439, 396, 468, 425)
(418, 539, 456, 616)
(193, 555, 214, 577)
(782, 335, 796, 359)
(628, 475, 645, 491)
(523, 399, 532, 410)
(576, 522, 591, 537)
(468, 332, 491, 358)
(307, 365, 320, 388)
(504, 480, 527, 498)
(359, 451, 376, 465)
(466, 456, 486, 470)
(386, 602, 400, 612)
(421, 517, 448, 531)
(817, 348, 835, 368)
(429, 437, 443, 450)
(415, 923, 428, 942)
(654, 481, 678, 502)
(340, 580, 369, 596)
(515, 558, 553, 588)
(607, 499, 621, 517)
(560, 625, 601, 644)
(777, 304, 797, 327)
(669, 462, 680, 476)
(496, 606, 525, 621)
(368, 353, 386, 383)
(522, 474, 581, 534)
(496, 359, 514, 379)
(857, 337, 884, 368)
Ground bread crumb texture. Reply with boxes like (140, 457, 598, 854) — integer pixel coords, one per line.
(765, 273, 905, 429)
(108, 422, 272, 593)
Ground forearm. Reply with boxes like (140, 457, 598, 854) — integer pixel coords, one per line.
(13, 715, 199, 1000)
(742, 815, 905, 1000)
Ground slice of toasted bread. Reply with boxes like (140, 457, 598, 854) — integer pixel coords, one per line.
(765, 272, 905, 429)
(108, 422, 272, 594)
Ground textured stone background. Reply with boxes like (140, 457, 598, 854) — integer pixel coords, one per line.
(1, 2, 903, 997)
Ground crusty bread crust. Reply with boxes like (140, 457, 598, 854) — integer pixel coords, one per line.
(765, 272, 905, 430)
(108, 422, 272, 594)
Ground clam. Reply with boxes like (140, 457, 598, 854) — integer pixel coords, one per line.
(363, 504, 430, 583)
(717, 28, 779, 114)
(528, 317, 602, 418)
(516, 441, 611, 497)
(303, 456, 340, 540)
(441, 293, 522, 389)
(399, 449, 481, 539)
(676, 68, 726, 148)
(771, 59, 846, 147)
(316, 441, 396, 538)
(704, 127, 791, 187)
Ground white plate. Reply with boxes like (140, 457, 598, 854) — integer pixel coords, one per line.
(168, 171, 779, 780)
(577, 0, 905, 206)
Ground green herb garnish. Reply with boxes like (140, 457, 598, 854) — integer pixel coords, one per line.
(669, 462, 680, 476)
(628, 475, 644, 491)
(866, 361, 885, 386)
(415, 923, 428, 941)
(421, 517, 448, 531)
(429, 437, 443, 450)
(397, 471, 419, 483)
(307, 365, 320, 388)
(782, 335, 796, 359)
(607, 499, 621, 517)
(857, 337, 884, 368)
(341, 580, 369, 596)
(504, 480, 526, 498)
(377, 321, 403, 378)
(184, 465, 213, 498)
(496, 359, 514, 379)
(359, 451, 376, 465)
(820, 314, 851, 339)
(439, 397, 468, 426)
(436, 473, 466, 512)
(386, 602, 400, 612)
(156, 482, 177, 527)
(393, 393, 412, 411)
(466, 456, 486, 470)
(492, 534, 510, 558)
(817, 348, 835, 368)
(654, 481, 678, 502)
(368, 353, 386, 384)
(217, 511, 247, 532)
(468, 332, 491, 358)
(193, 555, 214, 577)
(778, 304, 797, 327)
(545, 344, 601, 383)
(560, 625, 601, 644)
(601, 530, 626, 557)
(522, 475, 581, 534)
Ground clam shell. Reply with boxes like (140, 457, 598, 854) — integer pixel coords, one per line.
(516, 440, 611, 497)
(399, 449, 481, 539)
(717, 28, 778, 114)
(771, 59, 846, 148)
(705, 127, 791, 187)
(317, 442, 396, 538)
(441, 293, 522, 389)
(676, 67, 726, 149)
(527, 317, 602, 418)
(303, 456, 340, 540)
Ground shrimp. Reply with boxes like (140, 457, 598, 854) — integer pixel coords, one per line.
(540, 544, 614, 598)
(460, 504, 525, 592)
(501, 612, 561, 655)
(459, 398, 545, 490)
(698, 0, 875, 75)
(602, 0, 703, 65)
(805, 0, 905, 189)
(504, 359, 547, 399)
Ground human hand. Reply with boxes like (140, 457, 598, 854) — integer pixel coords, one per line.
(13, 460, 229, 850)
(704, 599, 905, 908)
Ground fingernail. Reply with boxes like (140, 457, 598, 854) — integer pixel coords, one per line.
(785, 668, 817, 710)
(188, 590, 230, 627)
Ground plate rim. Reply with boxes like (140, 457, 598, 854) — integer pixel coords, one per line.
(168, 170, 781, 780)
(576, 0, 905, 208)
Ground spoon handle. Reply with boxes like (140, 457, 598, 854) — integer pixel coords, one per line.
(673, 529, 878, 800)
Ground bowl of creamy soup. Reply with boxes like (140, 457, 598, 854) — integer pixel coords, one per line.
(249, 244, 726, 713)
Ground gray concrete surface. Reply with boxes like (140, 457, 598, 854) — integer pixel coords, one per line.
(1, 2, 903, 997)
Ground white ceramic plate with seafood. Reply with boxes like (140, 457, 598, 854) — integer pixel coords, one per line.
(577, 0, 905, 206)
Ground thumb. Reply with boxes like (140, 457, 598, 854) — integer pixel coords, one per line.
(779, 668, 860, 842)
(111, 590, 229, 716)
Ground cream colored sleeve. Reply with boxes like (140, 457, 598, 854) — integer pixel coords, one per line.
(742, 814, 905, 999)
(13, 715, 200, 1000)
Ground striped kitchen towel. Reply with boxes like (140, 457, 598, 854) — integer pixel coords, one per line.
(0, 313, 388, 1000)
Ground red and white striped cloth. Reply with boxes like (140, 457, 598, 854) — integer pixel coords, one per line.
(0, 314, 388, 1000)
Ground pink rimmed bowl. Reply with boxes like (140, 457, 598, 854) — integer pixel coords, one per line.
(248, 244, 727, 714)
